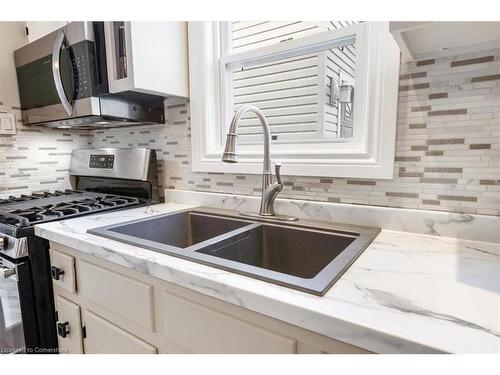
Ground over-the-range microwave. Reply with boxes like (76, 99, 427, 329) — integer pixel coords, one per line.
(14, 22, 164, 129)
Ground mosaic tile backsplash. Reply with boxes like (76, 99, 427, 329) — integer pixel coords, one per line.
(0, 106, 92, 195)
(2, 47, 499, 216)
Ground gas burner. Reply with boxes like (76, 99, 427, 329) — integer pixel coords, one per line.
(96, 195, 139, 206)
(0, 192, 142, 228)
(0, 189, 80, 205)
(31, 190, 75, 198)
(0, 194, 39, 205)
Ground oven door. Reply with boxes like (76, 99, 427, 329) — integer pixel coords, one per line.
(14, 22, 106, 125)
(0, 258, 25, 354)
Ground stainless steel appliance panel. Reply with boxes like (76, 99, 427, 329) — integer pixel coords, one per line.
(0, 235, 28, 259)
(14, 22, 93, 67)
(21, 97, 101, 125)
(0, 257, 25, 354)
(15, 22, 105, 124)
(70, 148, 152, 181)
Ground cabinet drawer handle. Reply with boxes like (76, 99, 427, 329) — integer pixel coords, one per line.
(51, 266, 65, 281)
(57, 321, 70, 338)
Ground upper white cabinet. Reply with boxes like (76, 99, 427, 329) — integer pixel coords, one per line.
(104, 21, 189, 98)
(390, 21, 500, 62)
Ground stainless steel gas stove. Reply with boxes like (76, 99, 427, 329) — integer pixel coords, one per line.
(0, 148, 160, 354)
(0, 190, 142, 258)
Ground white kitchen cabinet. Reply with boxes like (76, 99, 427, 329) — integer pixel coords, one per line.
(49, 250, 76, 294)
(55, 296, 83, 354)
(50, 243, 369, 354)
(78, 260, 155, 331)
(163, 292, 297, 353)
(104, 21, 189, 98)
(390, 21, 500, 62)
(83, 310, 157, 354)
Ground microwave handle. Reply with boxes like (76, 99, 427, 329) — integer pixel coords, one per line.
(52, 30, 73, 116)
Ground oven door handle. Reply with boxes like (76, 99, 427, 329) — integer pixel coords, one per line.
(0, 265, 16, 280)
(52, 30, 73, 116)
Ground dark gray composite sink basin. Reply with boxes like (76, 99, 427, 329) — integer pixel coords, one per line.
(88, 208, 380, 296)
(107, 210, 253, 249)
(196, 224, 356, 279)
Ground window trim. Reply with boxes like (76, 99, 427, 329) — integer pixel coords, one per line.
(188, 21, 400, 178)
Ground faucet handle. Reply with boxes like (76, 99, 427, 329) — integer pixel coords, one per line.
(274, 162, 283, 187)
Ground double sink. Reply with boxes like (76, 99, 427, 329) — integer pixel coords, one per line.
(88, 208, 380, 296)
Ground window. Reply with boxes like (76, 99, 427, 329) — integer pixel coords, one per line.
(188, 22, 400, 178)
(226, 22, 358, 144)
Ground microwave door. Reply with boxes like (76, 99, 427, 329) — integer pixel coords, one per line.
(16, 30, 100, 126)
(16, 34, 75, 124)
(16, 38, 75, 124)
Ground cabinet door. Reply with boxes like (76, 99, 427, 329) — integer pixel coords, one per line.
(78, 260, 154, 330)
(50, 250, 76, 294)
(297, 341, 370, 354)
(103, 21, 189, 97)
(56, 296, 83, 354)
(83, 310, 157, 354)
(163, 292, 297, 353)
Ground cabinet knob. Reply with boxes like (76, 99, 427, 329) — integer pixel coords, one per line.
(57, 321, 70, 338)
(51, 266, 65, 281)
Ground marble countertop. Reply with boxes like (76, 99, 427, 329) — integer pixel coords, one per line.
(34, 202, 500, 354)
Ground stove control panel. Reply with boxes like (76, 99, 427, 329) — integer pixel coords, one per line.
(89, 154, 115, 169)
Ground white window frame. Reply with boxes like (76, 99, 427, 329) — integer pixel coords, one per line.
(188, 21, 400, 178)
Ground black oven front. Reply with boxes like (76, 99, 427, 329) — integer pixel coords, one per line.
(0, 254, 39, 354)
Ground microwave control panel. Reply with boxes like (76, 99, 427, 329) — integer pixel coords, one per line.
(89, 154, 115, 169)
(68, 40, 95, 100)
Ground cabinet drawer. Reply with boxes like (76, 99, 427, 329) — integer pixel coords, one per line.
(50, 250, 76, 294)
(56, 296, 83, 354)
(163, 292, 297, 353)
(83, 310, 157, 354)
(78, 260, 154, 331)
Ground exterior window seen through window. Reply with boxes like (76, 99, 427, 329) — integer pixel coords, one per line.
(226, 21, 358, 144)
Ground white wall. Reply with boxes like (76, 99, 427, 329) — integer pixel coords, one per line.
(25, 21, 68, 43)
(0, 22, 27, 107)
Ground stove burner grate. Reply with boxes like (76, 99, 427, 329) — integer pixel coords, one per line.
(0, 190, 77, 205)
(0, 193, 142, 228)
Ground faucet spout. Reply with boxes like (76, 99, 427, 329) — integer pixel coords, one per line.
(222, 104, 271, 174)
(222, 104, 297, 221)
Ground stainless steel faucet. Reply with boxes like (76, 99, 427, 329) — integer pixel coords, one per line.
(222, 104, 297, 221)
